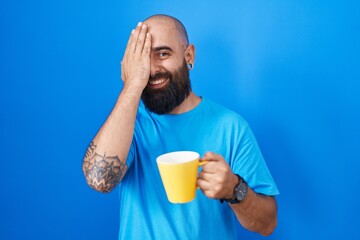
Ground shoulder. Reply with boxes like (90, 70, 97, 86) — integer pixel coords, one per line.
(202, 98, 249, 128)
(135, 101, 154, 123)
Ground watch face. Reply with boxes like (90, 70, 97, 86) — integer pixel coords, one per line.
(224, 175, 248, 204)
(235, 179, 248, 202)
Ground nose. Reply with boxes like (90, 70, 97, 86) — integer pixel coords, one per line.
(150, 58, 161, 77)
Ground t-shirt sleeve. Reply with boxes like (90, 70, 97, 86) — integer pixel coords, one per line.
(125, 138, 136, 168)
(231, 120, 279, 196)
(125, 118, 139, 168)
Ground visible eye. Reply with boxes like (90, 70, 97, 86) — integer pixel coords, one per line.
(158, 52, 169, 58)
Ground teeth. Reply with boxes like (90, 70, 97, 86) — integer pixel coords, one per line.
(149, 78, 166, 85)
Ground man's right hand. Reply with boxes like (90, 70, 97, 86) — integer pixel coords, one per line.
(121, 22, 151, 91)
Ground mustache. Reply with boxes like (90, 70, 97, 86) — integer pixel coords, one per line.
(149, 72, 172, 81)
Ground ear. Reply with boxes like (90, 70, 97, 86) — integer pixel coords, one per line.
(185, 44, 195, 65)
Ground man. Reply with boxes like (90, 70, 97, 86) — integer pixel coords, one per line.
(82, 14, 279, 239)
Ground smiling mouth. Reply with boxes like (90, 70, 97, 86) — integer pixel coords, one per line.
(148, 78, 169, 89)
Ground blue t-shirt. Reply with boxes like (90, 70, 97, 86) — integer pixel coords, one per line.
(118, 98, 279, 240)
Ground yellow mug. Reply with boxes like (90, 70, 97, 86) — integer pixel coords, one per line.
(156, 151, 206, 204)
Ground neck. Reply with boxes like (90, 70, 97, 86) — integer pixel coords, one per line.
(170, 91, 201, 114)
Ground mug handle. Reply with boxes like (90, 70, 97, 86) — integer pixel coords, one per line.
(199, 160, 207, 166)
(197, 160, 207, 190)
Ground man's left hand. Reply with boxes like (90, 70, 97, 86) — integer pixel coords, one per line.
(197, 152, 239, 200)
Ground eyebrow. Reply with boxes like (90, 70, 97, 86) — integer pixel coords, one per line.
(152, 46, 173, 52)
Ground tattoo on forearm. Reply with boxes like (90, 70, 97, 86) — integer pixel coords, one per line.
(82, 141, 127, 192)
(85, 141, 96, 159)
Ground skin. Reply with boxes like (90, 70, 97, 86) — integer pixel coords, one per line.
(82, 15, 277, 236)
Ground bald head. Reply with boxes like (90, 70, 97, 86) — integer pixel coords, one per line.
(144, 14, 189, 47)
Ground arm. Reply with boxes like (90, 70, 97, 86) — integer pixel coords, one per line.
(82, 22, 151, 193)
(229, 185, 277, 236)
(197, 152, 277, 236)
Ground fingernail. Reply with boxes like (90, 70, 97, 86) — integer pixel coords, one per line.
(131, 29, 135, 34)
(146, 33, 150, 37)
(138, 22, 142, 26)
(142, 24, 146, 29)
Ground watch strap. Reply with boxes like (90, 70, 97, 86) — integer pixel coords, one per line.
(220, 174, 248, 204)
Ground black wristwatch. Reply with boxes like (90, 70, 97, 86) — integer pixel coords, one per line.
(221, 174, 248, 204)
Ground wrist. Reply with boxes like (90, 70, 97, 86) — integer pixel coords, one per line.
(221, 174, 248, 204)
(124, 77, 148, 89)
(226, 173, 240, 199)
(123, 82, 146, 96)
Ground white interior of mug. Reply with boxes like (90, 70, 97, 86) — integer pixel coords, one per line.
(156, 151, 200, 164)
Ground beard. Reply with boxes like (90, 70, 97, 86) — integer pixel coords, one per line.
(141, 60, 191, 114)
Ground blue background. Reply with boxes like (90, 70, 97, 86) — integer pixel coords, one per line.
(1, 0, 359, 239)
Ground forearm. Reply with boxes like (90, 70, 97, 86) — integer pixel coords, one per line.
(230, 188, 277, 236)
(197, 152, 278, 235)
(82, 84, 143, 193)
(83, 22, 151, 193)
(94, 84, 142, 159)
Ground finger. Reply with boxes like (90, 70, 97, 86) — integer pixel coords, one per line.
(201, 152, 223, 162)
(203, 190, 218, 199)
(197, 178, 211, 190)
(121, 61, 125, 81)
(199, 171, 211, 181)
(204, 162, 232, 179)
(130, 22, 143, 53)
(124, 29, 135, 57)
(142, 32, 151, 56)
(135, 24, 148, 54)
(201, 152, 215, 162)
(197, 180, 217, 199)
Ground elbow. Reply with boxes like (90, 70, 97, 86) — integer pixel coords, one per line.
(238, 194, 278, 236)
(83, 171, 118, 193)
(82, 161, 116, 193)
(86, 180, 115, 193)
(244, 214, 277, 236)
(82, 157, 125, 193)
(260, 196, 278, 236)
(260, 216, 277, 236)
(244, 221, 276, 237)
(82, 169, 118, 193)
